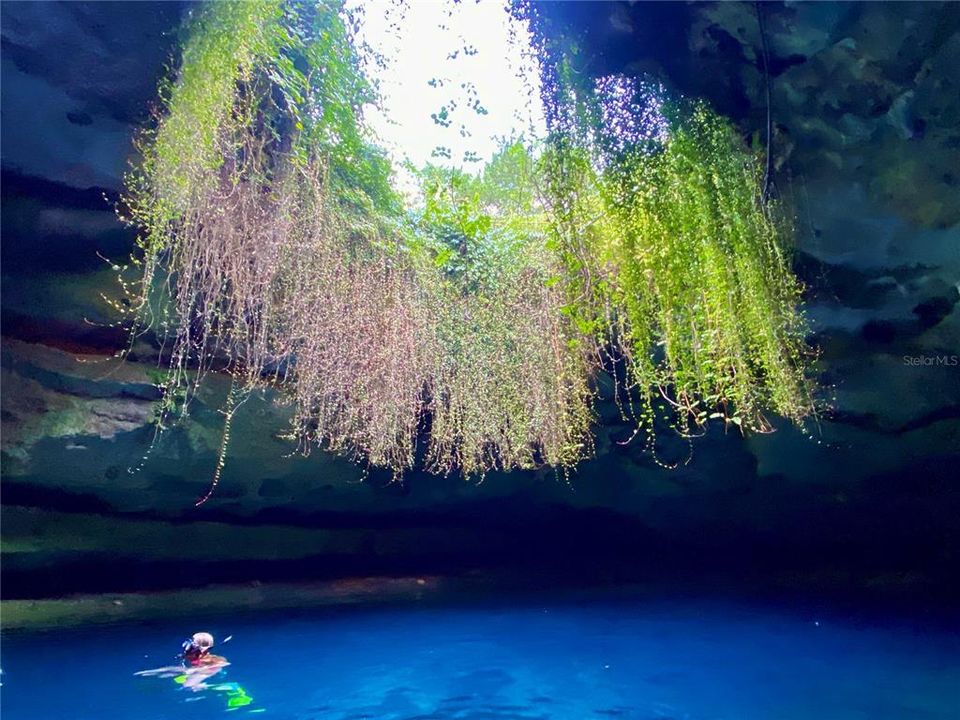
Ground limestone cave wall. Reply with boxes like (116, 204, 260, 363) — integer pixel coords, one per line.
(1, 1, 957, 608)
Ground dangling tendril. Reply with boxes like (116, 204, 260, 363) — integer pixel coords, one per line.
(195, 376, 241, 508)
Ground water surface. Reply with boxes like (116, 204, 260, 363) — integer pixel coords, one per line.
(3, 597, 958, 719)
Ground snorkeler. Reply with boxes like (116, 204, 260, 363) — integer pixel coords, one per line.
(137, 632, 254, 707)
(181, 632, 228, 668)
(176, 632, 230, 690)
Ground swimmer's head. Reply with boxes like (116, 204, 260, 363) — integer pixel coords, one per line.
(191, 632, 215, 651)
(181, 632, 215, 658)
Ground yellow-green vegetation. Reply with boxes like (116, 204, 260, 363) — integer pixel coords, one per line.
(544, 93, 815, 456)
(122, 1, 591, 483)
(412, 151, 594, 475)
(121, 0, 815, 487)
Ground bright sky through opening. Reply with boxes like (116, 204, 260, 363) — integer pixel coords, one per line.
(349, 0, 545, 195)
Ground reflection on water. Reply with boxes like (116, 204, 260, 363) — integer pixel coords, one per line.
(135, 663, 257, 711)
(3, 597, 959, 719)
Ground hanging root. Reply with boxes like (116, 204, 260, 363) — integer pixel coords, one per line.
(755, 0, 775, 203)
(195, 378, 239, 507)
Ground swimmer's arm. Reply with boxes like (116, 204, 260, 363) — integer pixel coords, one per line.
(134, 665, 185, 677)
(200, 653, 230, 667)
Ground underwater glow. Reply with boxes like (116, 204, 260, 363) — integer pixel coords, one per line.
(349, 0, 545, 192)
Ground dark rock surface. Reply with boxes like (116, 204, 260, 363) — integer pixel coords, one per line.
(2, 1, 958, 613)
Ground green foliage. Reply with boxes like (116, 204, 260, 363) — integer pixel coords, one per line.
(410, 144, 593, 475)
(130, 1, 286, 233)
(416, 142, 543, 293)
(126, 0, 398, 249)
(123, 0, 407, 476)
(124, 2, 591, 482)
(122, 0, 816, 489)
(544, 92, 816, 445)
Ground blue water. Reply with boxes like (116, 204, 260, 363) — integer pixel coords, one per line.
(2, 597, 958, 719)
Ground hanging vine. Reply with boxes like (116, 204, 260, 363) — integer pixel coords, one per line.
(120, 0, 817, 496)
